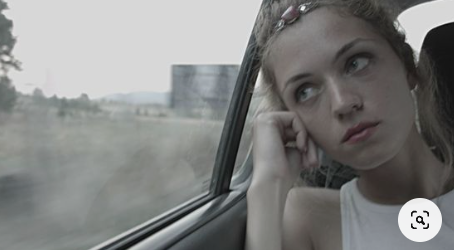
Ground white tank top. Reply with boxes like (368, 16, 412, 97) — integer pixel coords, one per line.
(340, 178, 454, 250)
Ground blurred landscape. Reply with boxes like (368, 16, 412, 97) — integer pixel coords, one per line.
(0, 92, 225, 250)
(0, 1, 255, 248)
(0, 64, 253, 250)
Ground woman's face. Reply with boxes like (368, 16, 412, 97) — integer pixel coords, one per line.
(270, 7, 416, 169)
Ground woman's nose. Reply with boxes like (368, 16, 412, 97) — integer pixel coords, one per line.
(329, 81, 363, 119)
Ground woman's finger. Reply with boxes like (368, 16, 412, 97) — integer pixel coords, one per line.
(286, 147, 303, 176)
(296, 129, 308, 153)
(290, 114, 307, 152)
(284, 128, 296, 142)
(306, 138, 319, 168)
(301, 147, 310, 169)
(268, 112, 307, 152)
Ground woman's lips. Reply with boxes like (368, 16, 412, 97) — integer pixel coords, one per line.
(342, 122, 380, 144)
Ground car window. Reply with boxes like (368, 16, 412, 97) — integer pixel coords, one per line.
(398, 0, 454, 57)
(1, 0, 261, 249)
(232, 73, 264, 176)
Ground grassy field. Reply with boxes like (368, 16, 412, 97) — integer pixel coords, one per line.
(0, 108, 227, 250)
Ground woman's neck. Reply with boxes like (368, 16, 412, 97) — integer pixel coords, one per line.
(356, 125, 449, 205)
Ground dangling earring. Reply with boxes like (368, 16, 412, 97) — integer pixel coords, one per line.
(407, 71, 418, 92)
(411, 85, 421, 133)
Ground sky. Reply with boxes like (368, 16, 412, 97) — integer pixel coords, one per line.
(4, 0, 454, 99)
(5, 0, 262, 98)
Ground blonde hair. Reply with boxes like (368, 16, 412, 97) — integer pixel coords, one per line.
(253, 0, 454, 189)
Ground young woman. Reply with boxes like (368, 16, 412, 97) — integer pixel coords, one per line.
(246, 0, 454, 249)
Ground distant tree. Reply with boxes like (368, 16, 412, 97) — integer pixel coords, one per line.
(0, 0, 20, 112)
(78, 93, 91, 110)
(79, 93, 90, 101)
(0, 76, 15, 111)
(32, 88, 44, 97)
(90, 103, 101, 113)
(57, 98, 69, 117)
(31, 87, 46, 105)
(49, 94, 59, 106)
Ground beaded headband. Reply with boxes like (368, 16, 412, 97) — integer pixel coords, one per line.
(275, 2, 320, 32)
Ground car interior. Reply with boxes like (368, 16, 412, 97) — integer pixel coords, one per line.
(421, 22, 454, 128)
(88, 0, 454, 249)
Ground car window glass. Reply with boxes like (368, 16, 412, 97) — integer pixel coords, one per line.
(232, 73, 264, 176)
(398, 0, 454, 56)
(1, 0, 261, 249)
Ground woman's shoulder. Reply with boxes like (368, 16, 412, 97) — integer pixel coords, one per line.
(287, 186, 340, 225)
(283, 186, 342, 250)
(287, 186, 340, 209)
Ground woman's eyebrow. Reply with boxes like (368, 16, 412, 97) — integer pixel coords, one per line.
(284, 73, 312, 92)
(331, 38, 376, 65)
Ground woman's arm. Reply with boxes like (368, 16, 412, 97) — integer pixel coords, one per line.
(245, 112, 318, 250)
(246, 183, 315, 250)
(246, 180, 291, 250)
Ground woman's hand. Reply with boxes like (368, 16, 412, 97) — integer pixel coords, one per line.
(246, 111, 320, 250)
(251, 111, 319, 189)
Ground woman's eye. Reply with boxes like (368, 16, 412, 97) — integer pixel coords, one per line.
(295, 85, 318, 102)
(346, 55, 371, 74)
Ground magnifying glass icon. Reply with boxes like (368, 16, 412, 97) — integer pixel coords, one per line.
(416, 215, 425, 225)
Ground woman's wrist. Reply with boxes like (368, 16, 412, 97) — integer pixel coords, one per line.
(249, 175, 294, 193)
(248, 178, 293, 205)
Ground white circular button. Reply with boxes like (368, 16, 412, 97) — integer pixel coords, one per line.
(398, 198, 442, 242)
